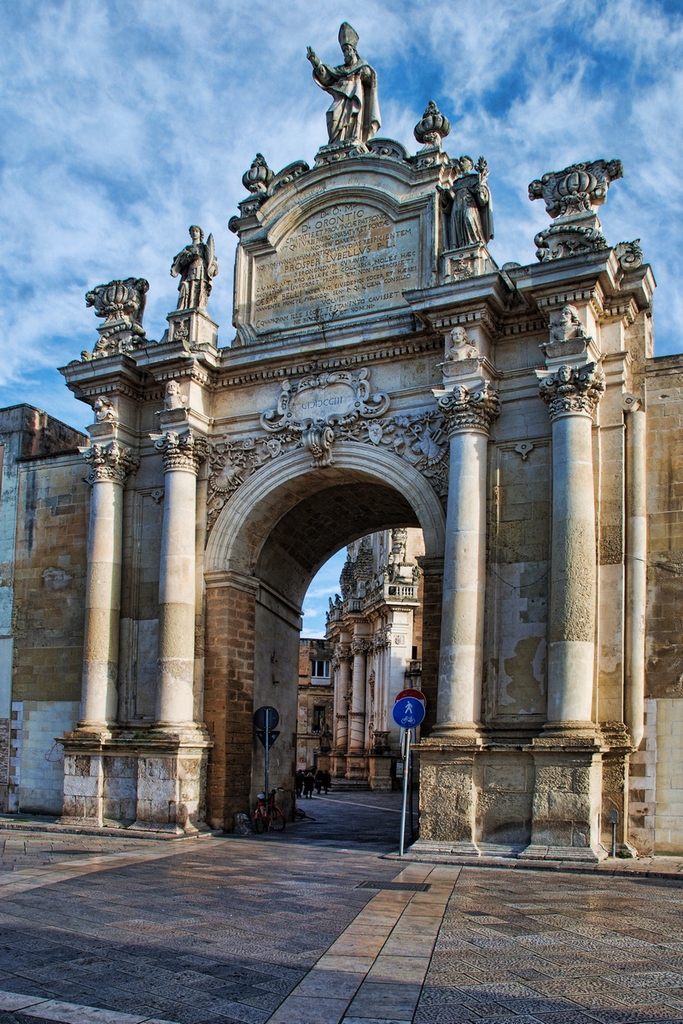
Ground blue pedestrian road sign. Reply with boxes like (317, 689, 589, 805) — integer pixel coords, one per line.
(392, 696, 426, 729)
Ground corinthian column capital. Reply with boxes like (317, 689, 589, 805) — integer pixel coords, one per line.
(153, 430, 209, 473)
(80, 441, 139, 485)
(436, 380, 500, 436)
(537, 362, 605, 420)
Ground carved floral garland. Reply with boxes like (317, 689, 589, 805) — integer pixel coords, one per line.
(206, 409, 449, 530)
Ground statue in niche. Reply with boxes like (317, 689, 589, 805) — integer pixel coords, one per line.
(170, 226, 218, 311)
(440, 156, 494, 250)
(306, 22, 381, 148)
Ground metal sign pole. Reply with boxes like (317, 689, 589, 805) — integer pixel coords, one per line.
(399, 728, 411, 857)
(264, 706, 270, 801)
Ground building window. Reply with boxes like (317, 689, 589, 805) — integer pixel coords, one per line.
(311, 660, 330, 682)
(312, 706, 326, 733)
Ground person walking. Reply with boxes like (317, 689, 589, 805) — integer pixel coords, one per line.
(295, 769, 305, 799)
(315, 769, 324, 794)
(303, 770, 315, 798)
(321, 768, 331, 794)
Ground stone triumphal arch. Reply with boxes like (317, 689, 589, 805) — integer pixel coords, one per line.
(57, 23, 658, 861)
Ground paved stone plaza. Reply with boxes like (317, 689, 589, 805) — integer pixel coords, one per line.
(0, 796, 679, 1023)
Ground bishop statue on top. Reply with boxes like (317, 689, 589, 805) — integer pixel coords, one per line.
(307, 22, 381, 149)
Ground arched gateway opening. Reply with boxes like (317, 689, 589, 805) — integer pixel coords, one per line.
(203, 445, 445, 829)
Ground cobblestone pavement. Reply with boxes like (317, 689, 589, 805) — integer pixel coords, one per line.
(0, 797, 681, 1023)
(416, 866, 683, 1023)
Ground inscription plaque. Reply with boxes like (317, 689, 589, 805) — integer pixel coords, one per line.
(253, 202, 420, 332)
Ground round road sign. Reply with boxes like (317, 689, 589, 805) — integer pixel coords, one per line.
(395, 688, 426, 705)
(392, 696, 426, 729)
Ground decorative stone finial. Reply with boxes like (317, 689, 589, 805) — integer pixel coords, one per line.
(306, 23, 380, 151)
(83, 278, 148, 360)
(170, 226, 218, 312)
(242, 153, 273, 194)
(528, 158, 623, 262)
(414, 100, 450, 148)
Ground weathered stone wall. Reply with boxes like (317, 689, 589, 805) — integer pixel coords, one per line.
(17, 700, 79, 813)
(12, 456, 89, 708)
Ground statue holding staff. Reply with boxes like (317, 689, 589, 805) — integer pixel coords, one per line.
(170, 225, 218, 312)
(306, 22, 381, 148)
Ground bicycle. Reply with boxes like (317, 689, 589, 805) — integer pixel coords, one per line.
(253, 788, 286, 833)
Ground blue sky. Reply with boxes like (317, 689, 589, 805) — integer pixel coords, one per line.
(2, 0, 682, 633)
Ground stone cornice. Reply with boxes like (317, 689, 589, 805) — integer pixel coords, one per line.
(80, 441, 139, 485)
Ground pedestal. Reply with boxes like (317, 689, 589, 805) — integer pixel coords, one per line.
(413, 738, 481, 855)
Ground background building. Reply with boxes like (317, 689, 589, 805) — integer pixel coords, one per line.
(327, 529, 424, 789)
(296, 638, 334, 772)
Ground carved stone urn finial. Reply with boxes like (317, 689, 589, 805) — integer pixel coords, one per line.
(242, 153, 273, 194)
(528, 158, 624, 262)
(414, 100, 450, 148)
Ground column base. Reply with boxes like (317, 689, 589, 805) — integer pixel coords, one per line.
(526, 733, 606, 860)
(418, 738, 480, 845)
(368, 754, 393, 791)
(59, 727, 212, 833)
(345, 752, 369, 784)
(409, 838, 482, 858)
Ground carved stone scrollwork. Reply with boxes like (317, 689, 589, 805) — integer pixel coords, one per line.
(351, 637, 371, 657)
(260, 369, 389, 468)
(436, 381, 501, 436)
(206, 406, 451, 531)
(614, 239, 643, 270)
(153, 431, 209, 473)
(537, 363, 605, 420)
(80, 441, 139, 485)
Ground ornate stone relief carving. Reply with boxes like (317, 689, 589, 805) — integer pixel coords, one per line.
(436, 382, 501, 435)
(537, 363, 605, 419)
(93, 396, 116, 423)
(206, 406, 450, 530)
(80, 441, 139, 485)
(614, 239, 643, 270)
(82, 278, 149, 360)
(528, 158, 623, 262)
(260, 369, 390, 467)
(164, 380, 188, 411)
(541, 304, 591, 360)
(153, 431, 209, 473)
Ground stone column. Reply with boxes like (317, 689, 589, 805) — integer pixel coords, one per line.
(538, 363, 605, 728)
(432, 382, 500, 735)
(333, 643, 351, 756)
(61, 438, 138, 826)
(348, 635, 368, 752)
(80, 440, 139, 727)
(624, 396, 647, 749)
(153, 429, 208, 727)
(519, 362, 606, 862)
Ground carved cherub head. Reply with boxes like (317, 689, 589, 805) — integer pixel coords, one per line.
(557, 364, 573, 384)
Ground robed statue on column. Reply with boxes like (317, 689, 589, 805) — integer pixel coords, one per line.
(307, 22, 381, 148)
